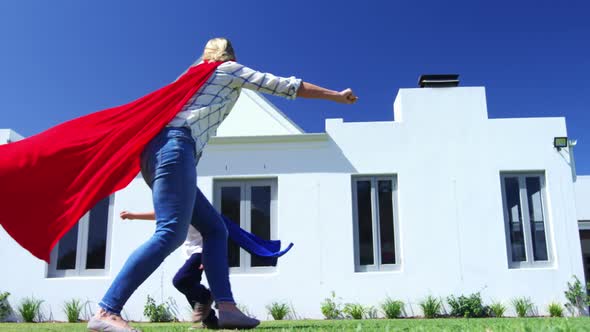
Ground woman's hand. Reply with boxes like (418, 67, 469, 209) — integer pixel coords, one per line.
(296, 82, 358, 104)
(337, 88, 358, 104)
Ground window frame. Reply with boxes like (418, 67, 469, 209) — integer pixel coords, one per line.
(500, 172, 553, 269)
(46, 196, 114, 278)
(213, 178, 278, 274)
(351, 175, 401, 272)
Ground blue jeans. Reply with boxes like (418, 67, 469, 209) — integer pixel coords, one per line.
(99, 127, 234, 315)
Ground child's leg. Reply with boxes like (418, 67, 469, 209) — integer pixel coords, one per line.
(172, 253, 210, 307)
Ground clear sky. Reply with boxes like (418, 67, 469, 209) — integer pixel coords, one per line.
(1, 1, 589, 173)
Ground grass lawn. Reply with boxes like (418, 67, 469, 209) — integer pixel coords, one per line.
(0, 318, 589, 332)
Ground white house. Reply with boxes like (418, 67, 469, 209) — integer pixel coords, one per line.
(1, 83, 589, 322)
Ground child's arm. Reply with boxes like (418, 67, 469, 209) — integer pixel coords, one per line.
(120, 211, 156, 221)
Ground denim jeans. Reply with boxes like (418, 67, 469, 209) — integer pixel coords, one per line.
(99, 127, 233, 315)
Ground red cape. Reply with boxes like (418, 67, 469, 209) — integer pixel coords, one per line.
(0, 61, 222, 262)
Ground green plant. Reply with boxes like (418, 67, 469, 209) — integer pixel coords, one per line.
(143, 295, 174, 322)
(564, 275, 590, 317)
(18, 297, 43, 323)
(320, 291, 342, 319)
(447, 292, 488, 318)
(419, 295, 442, 318)
(381, 298, 404, 319)
(548, 302, 564, 317)
(63, 299, 84, 323)
(489, 301, 506, 318)
(0, 292, 11, 322)
(512, 297, 533, 317)
(266, 301, 290, 320)
(343, 303, 365, 319)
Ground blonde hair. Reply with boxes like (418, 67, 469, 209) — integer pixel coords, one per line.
(202, 38, 236, 62)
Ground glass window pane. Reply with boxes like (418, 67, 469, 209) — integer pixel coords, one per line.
(56, 223, 79, 270)
(250, 186, 272, 267)
(356, 180, 374, 265)
(378, 180, 396, 264)
(86, 197, 110, 269)
(526, 177, 548, 261)
(504, 177, 526, 262)
(221, 187, 241, 268)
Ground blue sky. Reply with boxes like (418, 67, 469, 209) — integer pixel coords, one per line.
(1, 1, 589, 173)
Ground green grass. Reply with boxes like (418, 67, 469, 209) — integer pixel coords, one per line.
(0, 318, 589, 331)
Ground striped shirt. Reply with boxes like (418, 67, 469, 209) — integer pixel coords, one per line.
(168, 61, 302, 161)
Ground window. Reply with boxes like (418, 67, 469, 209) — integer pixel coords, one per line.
(500, 173, 552, 268)
(214, 179, 277, 272)
(47, 196, 113, 277)
(352, 176, 400, 272)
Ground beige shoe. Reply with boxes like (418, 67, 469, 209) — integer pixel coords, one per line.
(192, 296, 213, 323)
(87, 309, 141, 332)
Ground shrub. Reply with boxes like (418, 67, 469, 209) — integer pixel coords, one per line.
(143, 295, 174, 322)
(63, 299, 84, 323)
(320, 291, 342, 319)
(489, 301, 506, 318)
(419, 295, 442, 318)
(564, 275, 590, 317)
(343, 303, 365, 320)
(548, 302, 564, 317)
(266, 301, 290, 320)
(18, 297, 43, 322)
(381, 298, 404, 319)
(447, 292, 488, 318)
(512, 297, 533, 317)
(0, 292, 11, 322)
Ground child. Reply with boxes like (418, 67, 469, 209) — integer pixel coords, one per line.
(120, 204, 292, 330)
(121, 210, 218, 328)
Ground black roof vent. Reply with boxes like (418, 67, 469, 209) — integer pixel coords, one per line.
(418, 74, 459, 88)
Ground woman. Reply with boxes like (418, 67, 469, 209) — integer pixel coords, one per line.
(87, 37, 357, 332)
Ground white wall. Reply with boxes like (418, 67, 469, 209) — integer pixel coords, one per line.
(0, 129, 24, 144)
(215, 90, 303, 137)
(194, 87, 585, 318)
(575, 176, 590, 221)
(0, 86, 587, 321)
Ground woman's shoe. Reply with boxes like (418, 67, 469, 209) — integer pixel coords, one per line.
(217, 310, 260, 329)
(87, 309, 141, 332)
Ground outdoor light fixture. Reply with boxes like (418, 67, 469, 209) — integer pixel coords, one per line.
(553, 137, 568, 150)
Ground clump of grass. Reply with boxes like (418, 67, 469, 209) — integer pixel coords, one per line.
(343, 303, 365, 319)
(512, 297, 534, 317)
(419, 295, 442, 318)
(18, 297, 43, 323)
(548, 302, 564, 317)
(489, 301, 506, 318)
(63, 299, 84, 323)
(266, 301, 290, 320)
(381, 298, 404, 319)
(320, 291, 342, 319)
